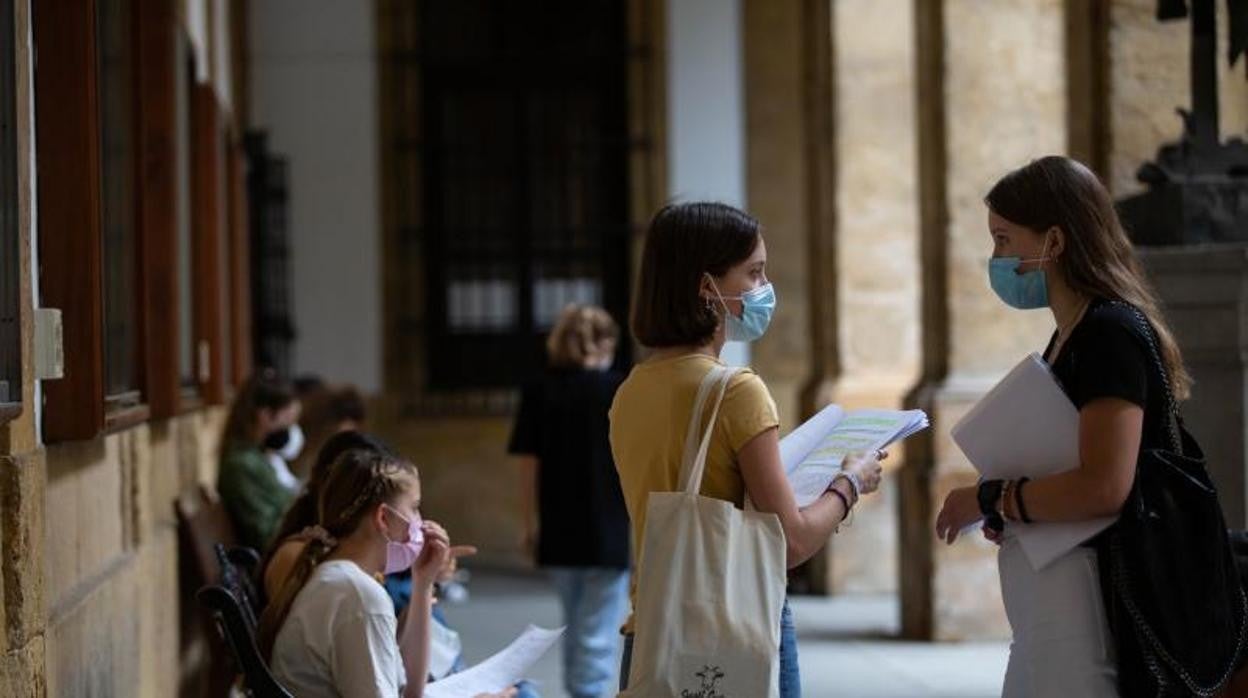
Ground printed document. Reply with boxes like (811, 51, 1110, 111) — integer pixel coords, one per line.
(424, 625, 563, 698)
(780, 405, 928, 507)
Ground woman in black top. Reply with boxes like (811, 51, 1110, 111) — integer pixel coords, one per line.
(934, 156, 1193, 696)
(509, 304, 630, 698)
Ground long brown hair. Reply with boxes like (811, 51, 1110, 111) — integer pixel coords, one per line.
(256, 448, 419, 660)
(986, 156, 1192, 400)
(218, 370, 296, 457)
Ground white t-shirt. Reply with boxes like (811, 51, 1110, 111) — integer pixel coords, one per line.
(271, 560, 407, 698)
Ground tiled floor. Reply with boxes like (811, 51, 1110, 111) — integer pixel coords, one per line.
(440, 570, 1009, 697)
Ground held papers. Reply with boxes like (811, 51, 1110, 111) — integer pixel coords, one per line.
(950, 353, 1115, 570)
(780, 405, 929, 508)
(424, 625, 563, 698)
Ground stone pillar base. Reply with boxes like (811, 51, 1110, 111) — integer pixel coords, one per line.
(1139, 244, 1248, 528)
(800, 375, 916, 596)
(901, 377, 1010, 641)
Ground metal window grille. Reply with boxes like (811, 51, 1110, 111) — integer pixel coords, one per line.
(398, 0, 632, 391)
(245, 131, 295, 378)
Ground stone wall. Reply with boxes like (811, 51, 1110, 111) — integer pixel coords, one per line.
(42, 413, 225, 698)
(0, 1, 244, 695)
(2, 407, 227, 698)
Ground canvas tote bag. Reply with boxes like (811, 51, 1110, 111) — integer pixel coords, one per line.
(621, 365, 787, 698)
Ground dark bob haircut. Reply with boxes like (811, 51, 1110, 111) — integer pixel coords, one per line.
(631, 202, 761, 348)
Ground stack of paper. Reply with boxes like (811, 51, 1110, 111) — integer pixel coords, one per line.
(780, 405, 929, 507)
(424, 625, 563, 698)
(951, 353, 1115, 570)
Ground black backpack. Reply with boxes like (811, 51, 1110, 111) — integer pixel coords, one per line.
(1108, 303, 1247, 696)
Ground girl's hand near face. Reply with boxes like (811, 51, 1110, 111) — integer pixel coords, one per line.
(412, 521, 450, 589)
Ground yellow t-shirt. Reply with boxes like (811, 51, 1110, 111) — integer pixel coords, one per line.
(608, 354, 781, 632)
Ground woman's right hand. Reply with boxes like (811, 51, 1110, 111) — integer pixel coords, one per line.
(842, 451, 885, 496)
(412, 520, 451, 588)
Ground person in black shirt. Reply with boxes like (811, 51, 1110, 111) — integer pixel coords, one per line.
(509, 304, 630, 698)
(934, 156, 1195, 696)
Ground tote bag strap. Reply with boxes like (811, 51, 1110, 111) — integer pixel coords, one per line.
(678, 365, 742, 495)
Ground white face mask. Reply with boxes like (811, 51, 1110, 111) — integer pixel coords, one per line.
(264, 424, 305, 461)
(280, 424, 305, 461)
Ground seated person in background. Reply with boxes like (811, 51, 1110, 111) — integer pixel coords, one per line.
(263, 432, 539, 697)
(293, 373, 327, 398)
(262, 429, 395, 596)
(291, 383, 368, 481)
(217, 370, 301, 551)
(258, 448, 515, 698)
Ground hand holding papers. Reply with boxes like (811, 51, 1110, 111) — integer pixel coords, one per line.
(424, 625, 563, 698)
(950, 354, 1114, 570)
(780, 405, 929, 508)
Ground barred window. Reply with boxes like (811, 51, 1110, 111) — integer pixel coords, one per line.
(389, 0, 633, 392)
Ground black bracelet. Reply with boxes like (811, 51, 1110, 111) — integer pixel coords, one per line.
(828, 486, 852, 516)
(977, 479, 1005, 532)
(1014, 477, 1033, 524)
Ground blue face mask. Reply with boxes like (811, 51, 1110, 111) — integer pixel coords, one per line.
(709, 276, 777, 342)
(988, 239, 1052, 310)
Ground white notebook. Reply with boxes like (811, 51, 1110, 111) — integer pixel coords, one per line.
(951, 353, 1114, 570)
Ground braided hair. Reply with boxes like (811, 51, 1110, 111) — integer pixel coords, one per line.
(256, 448, 419, 660)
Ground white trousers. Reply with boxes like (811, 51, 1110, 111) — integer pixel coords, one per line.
(999, 535, 1119, 697)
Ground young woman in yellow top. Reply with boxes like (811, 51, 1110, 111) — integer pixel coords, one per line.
(609, 202, 885, 696)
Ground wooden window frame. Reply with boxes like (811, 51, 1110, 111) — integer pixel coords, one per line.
(0, 0, 21, 425)
(227, 135, 253, 388)
(102, 0, 150, 432)
(36, 0, 154, 441)
(135, 0, 182, 419)
(36, 0, 240, 439)
(191, 82, 228, 406)
(35, 0, 106, 442)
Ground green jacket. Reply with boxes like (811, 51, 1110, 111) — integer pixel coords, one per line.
(217, 444, 294, 552)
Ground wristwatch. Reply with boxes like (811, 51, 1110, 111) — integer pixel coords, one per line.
(977, 479, 1005, 532)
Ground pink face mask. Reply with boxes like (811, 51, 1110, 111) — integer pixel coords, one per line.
(381, 504, 425, 575)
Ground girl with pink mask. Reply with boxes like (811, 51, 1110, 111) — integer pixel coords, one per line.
(257, 448, 514, 698)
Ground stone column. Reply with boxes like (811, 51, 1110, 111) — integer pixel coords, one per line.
(808, 0, 922, 594)
(743, 0, 814, 433)
(1138, 247, 1248, 529)
(1, 1, 48, 695)
(901, 0, 1063, 640)
(1103, 3, 1248, 528)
